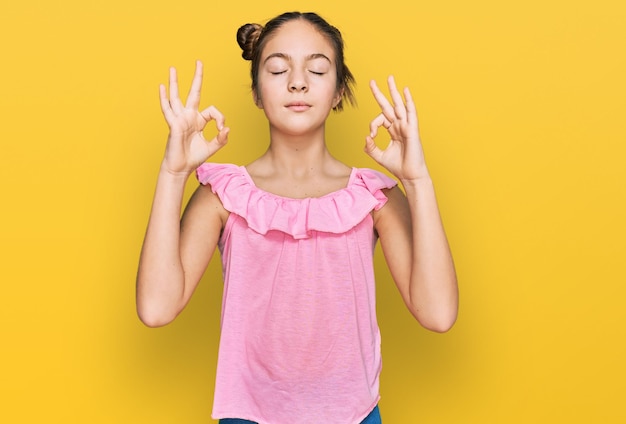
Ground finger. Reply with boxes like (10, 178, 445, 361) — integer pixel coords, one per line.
(214, 126, 230, 147)
(387, 75, 407, 121)
(199, 105, 226, 130)
(168, 67, 184, 113)
(403, 86, 419, 132)
(185, 60, 203, 109)
(369, 113, 393, 138)
(159, 83, 175, 122)
(369, 79, 396, 123)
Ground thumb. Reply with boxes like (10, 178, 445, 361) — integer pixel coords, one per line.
(364, 135, 383, 163)
(215, 126, 230, 146)
(202, 126, 230, 159)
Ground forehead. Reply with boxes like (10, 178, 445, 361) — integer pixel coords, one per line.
(261, 20, 336, 61)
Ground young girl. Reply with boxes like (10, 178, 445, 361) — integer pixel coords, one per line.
(137, 11, 458, 424)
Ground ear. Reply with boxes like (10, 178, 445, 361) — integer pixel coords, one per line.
(332, 87, 344, 109)
(253, 90, 263, 109)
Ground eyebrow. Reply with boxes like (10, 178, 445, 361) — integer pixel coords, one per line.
(263, 53, 331, 64)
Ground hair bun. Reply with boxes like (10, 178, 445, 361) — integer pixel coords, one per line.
(237, 23, 263, 60)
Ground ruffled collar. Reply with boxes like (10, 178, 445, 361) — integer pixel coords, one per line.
(197, 163, 396, 239)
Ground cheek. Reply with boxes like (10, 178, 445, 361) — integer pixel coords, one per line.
(257, 78, 279, 100)
(254, 79, 273, 107)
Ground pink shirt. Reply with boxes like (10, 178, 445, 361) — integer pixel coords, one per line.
(197, 163, 397, 424)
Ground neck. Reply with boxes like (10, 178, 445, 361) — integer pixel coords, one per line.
(263, 125, 332, 175)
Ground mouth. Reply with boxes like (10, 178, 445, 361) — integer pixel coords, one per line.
(285, 102, 311, 112)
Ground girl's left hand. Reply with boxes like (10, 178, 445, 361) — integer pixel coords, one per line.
(365, 76, 429, 182)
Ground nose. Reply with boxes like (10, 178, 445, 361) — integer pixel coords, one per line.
(289, 70, 308, 92)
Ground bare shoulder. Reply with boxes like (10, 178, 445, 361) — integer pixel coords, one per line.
(176, 183, 229, 295)
(182, 183, 229, 231)
(326, 158, 353, 177)
(373, 186, 411, 232)
(323, 159, 353, 190)
(372, 185, 413, 306)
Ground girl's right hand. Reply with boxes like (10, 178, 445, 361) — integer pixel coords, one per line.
(159, 60, 229, 176)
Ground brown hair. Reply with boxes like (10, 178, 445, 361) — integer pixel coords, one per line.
(236, 11, 356, 111)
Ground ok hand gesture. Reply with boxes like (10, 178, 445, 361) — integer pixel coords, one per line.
(364, 76, 429, 182)
(159, 61, 229, 176)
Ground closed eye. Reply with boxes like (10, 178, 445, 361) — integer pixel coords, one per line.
(309, 71, 325, 75)
(270, 70, 287, 75)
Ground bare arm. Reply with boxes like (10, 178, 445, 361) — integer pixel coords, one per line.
(136, 61, 230, 327)
(366, 76, 458, 332)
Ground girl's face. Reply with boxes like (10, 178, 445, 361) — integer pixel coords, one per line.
(255, 20, 343, 137)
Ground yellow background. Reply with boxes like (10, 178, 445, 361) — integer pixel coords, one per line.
(1, 0, 625, 422)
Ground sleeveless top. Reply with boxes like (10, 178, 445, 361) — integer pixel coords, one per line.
(196, 163, 397, 424)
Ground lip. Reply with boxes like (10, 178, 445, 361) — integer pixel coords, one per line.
(285, 102, 311, 112)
